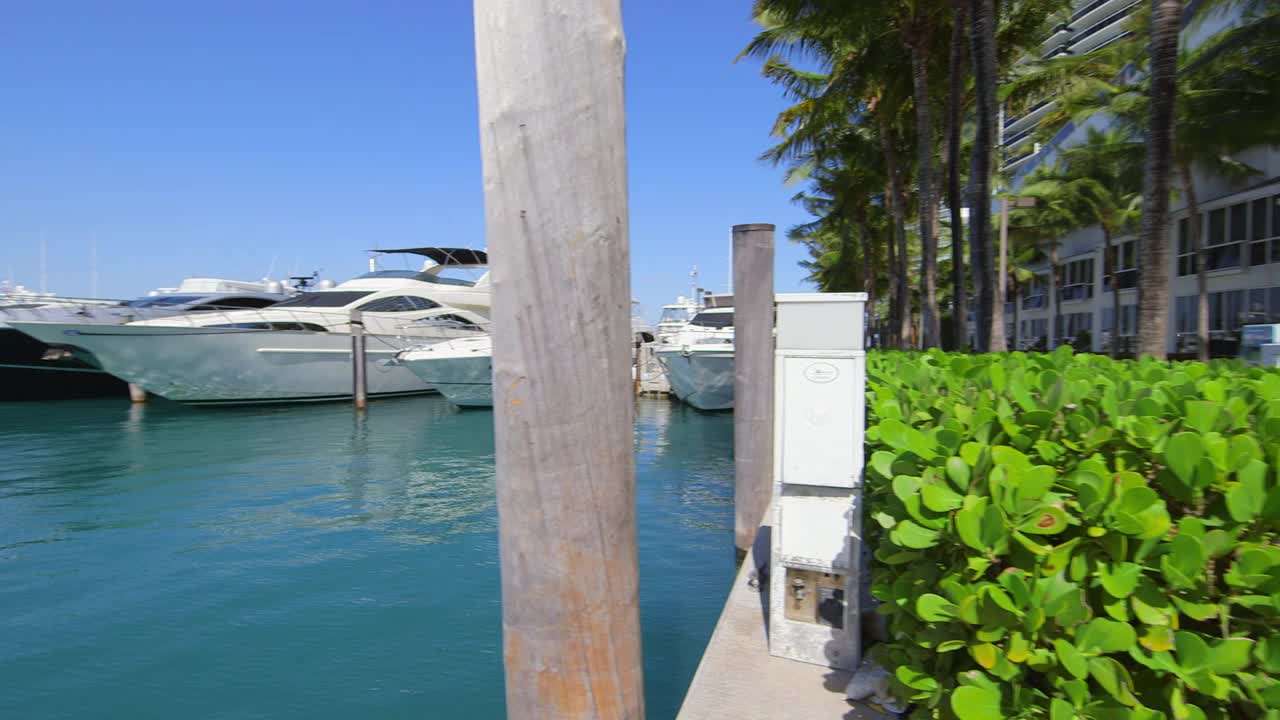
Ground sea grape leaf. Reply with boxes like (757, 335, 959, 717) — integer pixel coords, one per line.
(1018, 505, 1068, 535)
(922, 483, 965, 513)
(917, 593, 958, 622)
(1075, 618, 1136, 655)
(891, 520, 940, 549)
(1098, 562, 1141, 598)
(951, 684, 1003, 720)
(1227, 460, 1267, 523)
(1164, 432, 1203, 487)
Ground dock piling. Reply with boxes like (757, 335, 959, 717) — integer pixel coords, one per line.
(351, 310, 367, 411)
(732, 223, 775, 560)
(128, 383, 147, 404)
(474, 0, 645, 718)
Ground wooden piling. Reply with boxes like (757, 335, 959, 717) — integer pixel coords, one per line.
(128, 383, 147, 403)
(731, 224, 775, 559)
(350, 311, 367, 411)
(473, 1, 644, 718)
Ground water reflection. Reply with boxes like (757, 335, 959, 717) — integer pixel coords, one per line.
(0, 395, 734, 720)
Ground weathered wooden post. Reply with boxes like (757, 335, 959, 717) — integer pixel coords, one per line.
(732, 223, 775, 560)
(350, 310, 367, 411)
(474, 1, 644, 719)
(128, 383, 147, 404)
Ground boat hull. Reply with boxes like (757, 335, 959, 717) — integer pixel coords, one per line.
(0, 327, 127, 400)
(655, 347, 734, 411)
(9, 322, 436, 405)
(399, 341, 493, 408)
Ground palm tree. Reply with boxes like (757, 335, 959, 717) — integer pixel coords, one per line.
(968, 0, 999, 351)
(945, 0, 968, 349)
(1134, 0, 1183, 359)
(1017, 130, 1143, 356)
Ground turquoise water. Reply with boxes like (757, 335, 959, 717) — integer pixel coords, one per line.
(0, 396, 735, 719)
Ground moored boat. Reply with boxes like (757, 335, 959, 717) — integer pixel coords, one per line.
(8, 249, 491, 405)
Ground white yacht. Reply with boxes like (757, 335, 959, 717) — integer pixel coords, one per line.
(398, 334, 494, 408)
(398, 307, 656, 410)
(1, 277, 291, 401)
(9, 248, 491, 405)
(656, 296, 700, 343)
(654, 297, 734, 411)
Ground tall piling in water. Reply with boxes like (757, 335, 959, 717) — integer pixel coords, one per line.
(732, 223, 775, 560)
(350, 310, 367, 411)
(473, 1, 644, 718)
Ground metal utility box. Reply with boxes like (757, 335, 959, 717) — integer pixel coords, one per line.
(769, 292, 866, 671)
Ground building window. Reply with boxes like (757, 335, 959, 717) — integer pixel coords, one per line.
(1272, 196, 1280, 263)
(1023, 274, 1047, 309)
(1248, 289, 1270, 325)
(1104, 305, 1137, 336)
(1250, 197, 1270, 266)
(1208, 289, 1246, 333)
(1177, 217, 1197, 276)
(1106, 240, 1137, 290)
(1203, 204, 1242, 271)
(1059, 258, 1095, 301)
(1056, 312, 1093, 344)
(1175, 296, 1197, 335)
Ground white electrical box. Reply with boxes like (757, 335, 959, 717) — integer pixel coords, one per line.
(769, 293, 866, 671)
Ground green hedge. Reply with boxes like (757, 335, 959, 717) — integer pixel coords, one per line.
(864, 348, 1280, 720)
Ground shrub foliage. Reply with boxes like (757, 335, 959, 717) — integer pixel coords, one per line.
(865, 348, 1280, 720)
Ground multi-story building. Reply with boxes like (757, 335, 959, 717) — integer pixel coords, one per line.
(1002, 0, 1141, 172)
(986, 1, 1280, 356)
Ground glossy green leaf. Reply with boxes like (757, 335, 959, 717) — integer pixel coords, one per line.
(890, 520, 940, 549)
(1227, 460, 1268, 523)
(916, 593, 957, 622)
(922, 483, 965, 512)
(1165, 432, 1203, 487)
(1075, 618, 1136, 655)
(1098, 562, 1141, 597)
(951, 684, 1003, 720)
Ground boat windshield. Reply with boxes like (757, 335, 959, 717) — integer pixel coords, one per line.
(689, 312, 733, 329)
(271, 291, 374, 308)
(659, 306, 695, 324)
(355, 270, 477, 287)
(123, 295, 206, 307)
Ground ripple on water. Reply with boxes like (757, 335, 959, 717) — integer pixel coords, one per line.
(0, 396, 735, 719)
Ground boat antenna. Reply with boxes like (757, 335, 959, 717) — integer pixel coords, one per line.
(689, 266, 698, 306)
(265, 254, 278, 281)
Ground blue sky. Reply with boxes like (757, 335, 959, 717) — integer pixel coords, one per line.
(0, 0, 814, 319)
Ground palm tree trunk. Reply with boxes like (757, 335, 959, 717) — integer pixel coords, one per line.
(884, 181, 901, 348)
(898, 186, 912, 347)
(1179, 163, 1209, 362)
(1136, 0, 1183, 360)
(880, 119, 911, 349)
(947, 1, 968, 350)
(910, 34, 941, 349)
(860, 215, 878, 344)
(968, 0, 998, 353)
(1104, 226, 1118, 358)
(1050, 245, 1061, 349)
(1012, 278, 1021, 351)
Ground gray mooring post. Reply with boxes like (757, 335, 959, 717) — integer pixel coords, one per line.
(351, 310, 367, 411)
(473, 1, 644, 718)
(128, 383, 147, 403)
(732, 223, 775, 561)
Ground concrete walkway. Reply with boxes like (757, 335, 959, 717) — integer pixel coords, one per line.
(677, 528, 891, 720)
